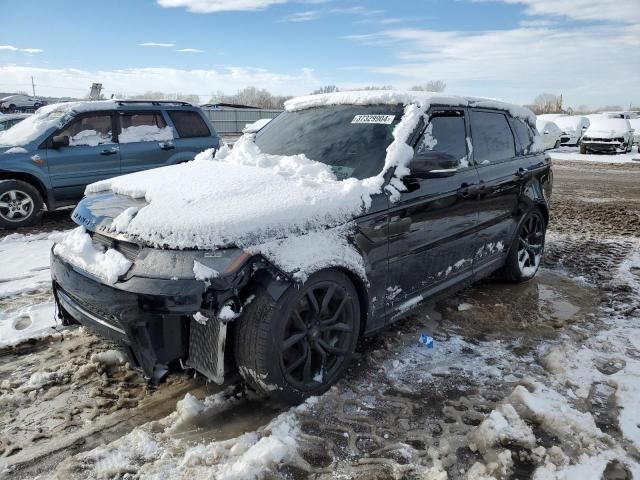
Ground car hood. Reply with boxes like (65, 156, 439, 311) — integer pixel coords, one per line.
(0, 145, 32, 155)
(77, 141, 374, 250)
(584, 128, 628, 138)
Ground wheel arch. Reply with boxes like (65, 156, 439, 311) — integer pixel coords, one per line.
(0, 171, 50, 208)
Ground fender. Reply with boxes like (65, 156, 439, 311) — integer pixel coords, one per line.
(0, 168, 52, 208)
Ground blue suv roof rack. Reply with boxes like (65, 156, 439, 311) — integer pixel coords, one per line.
(116, 100, 193, 107)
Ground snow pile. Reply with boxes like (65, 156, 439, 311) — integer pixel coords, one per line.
(469, 403, 536, 454)
(85, 135, 372, 250)
(0, 100, 117, 147)
(70, 129, 112, 147)
(92, 349, 128, 366)
(243, 118, 272, 134)
(4, 146, 28, 154)
(119, 125, 173, 144)
(53, 227, 132, 284)
(109, 206, 139, 233)
(0, 232, 56, 298)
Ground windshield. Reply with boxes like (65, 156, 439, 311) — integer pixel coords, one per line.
(254, 105, 404, 180)
(0, 108, 69, 147)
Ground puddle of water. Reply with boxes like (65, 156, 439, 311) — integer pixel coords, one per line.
(171, 398, 286, 444)
(433, 270, 600, 342)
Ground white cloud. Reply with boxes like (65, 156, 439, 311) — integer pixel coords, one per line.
(156, 0, 288, 13)
(483, 0, 640, 23)
(176, 48, 205, 53)
(284, 10, 319, 22)
(139, 42, 176, 47)
(343, 24, 640, 106)
(0, 45, 44, 54)
(0, 65, 318, 100)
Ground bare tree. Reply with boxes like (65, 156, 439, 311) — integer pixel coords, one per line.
(312, 85, 340, 95)
(352, 85, 393, 91)
(532, 93, 563, 114)
(207, 86, 292, 109)
(410, 80, 446, 93)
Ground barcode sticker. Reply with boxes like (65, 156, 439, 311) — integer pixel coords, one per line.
(351, 115, 396, 125)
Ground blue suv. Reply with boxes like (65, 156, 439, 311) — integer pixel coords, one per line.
(0, 100, 220, 229)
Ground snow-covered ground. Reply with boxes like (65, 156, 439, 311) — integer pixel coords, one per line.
(0, 232, 63, 347)
(550, 145, 640, 164)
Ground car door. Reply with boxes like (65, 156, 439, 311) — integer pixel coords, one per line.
(46, 112, 120, 201)
(118, 110, 176, 174)
(469, 109, 528, 275)
(386, 108, 481, 321)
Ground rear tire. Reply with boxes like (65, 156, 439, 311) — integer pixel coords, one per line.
(0, 180, 44, 229)
(234, 269, 360, 403)
(498, 208, 546, 283)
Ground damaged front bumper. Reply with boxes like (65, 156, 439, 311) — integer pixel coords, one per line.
(51, 245, 254, 384)
(581, 140, 627, 154)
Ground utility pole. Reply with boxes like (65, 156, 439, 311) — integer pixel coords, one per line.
(31, 76, 36, 96)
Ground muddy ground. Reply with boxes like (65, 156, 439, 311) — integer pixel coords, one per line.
(1, 158, 640, 479)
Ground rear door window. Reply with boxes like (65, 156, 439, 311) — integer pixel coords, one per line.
(511, 118, 536, 155)
(167, 111, 210, 138)
(416, 111, 468, 168)
(469, 110, 516, 164)
(118, 111, 172, 143)
(58, 113, 114, 147)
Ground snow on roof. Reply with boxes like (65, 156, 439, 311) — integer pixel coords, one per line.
(0, 100, 117, 147)
(285, 90, 536, 127)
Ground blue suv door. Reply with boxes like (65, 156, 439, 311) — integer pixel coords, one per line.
(117, 110, 178, 174)
(45, 112, 120, 201)
(166, 110, 219, 157)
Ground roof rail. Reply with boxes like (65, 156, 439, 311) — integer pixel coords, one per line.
(115, 100, 193, 107)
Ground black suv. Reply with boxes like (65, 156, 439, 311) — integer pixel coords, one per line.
(51, 92, 552, 403)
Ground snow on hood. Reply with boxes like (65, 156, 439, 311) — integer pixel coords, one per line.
(585, 118, 632, 138)
(0, 100, 117, 147)
(85, 136, 373, 250)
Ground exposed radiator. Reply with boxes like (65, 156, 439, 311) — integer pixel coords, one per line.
(187, 315, 227, 384)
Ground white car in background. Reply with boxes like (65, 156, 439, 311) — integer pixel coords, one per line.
(0, 95, 47, 112)
(536, 119, 562, 150)
(580, 116, 634, 154)
(602, 111, 638, 120)
(552, 116, 590, 146)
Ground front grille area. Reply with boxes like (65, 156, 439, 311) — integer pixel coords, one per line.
(90, 232, 141, 262)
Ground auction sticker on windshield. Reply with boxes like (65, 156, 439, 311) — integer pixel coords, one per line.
(351, 115, 396, 125)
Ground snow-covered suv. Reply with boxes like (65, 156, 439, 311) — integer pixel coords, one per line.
(0, 100, 220, 229)
(51, 91, 552, 403)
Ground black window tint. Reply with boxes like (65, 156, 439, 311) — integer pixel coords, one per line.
(120, 112, 166, 129)
(416, 112, 467, 167)
(167, 111, 210, 138)
(469, 111, 516, 164)
(511, 118, 535, 155)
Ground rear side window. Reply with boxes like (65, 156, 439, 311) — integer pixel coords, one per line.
(167, 111, 210, 138)
(470, 110, 516, 164)
(511, 118, 536, 155)
(416, 111, 468, 167)
(119, 112, 172, 143)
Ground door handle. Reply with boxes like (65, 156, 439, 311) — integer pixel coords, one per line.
(100, 147, 119, 155)
(159, 142, 175, 150)
(514, 168, 527, 178)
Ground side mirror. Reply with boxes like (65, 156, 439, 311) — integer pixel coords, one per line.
(408, 151, 458, 179)
(582, 125, 588, 130)
(52, 134, 70, 148)
(543, 130, 550, 135)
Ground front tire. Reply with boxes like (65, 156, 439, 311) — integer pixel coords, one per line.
(234, 269, 360, 403)
(499, 208, 546, 283)
(580, 143, 587, 154)
(0, 180, 44, 229)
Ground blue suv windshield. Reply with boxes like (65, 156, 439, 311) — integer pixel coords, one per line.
(254, 105, 403, 180)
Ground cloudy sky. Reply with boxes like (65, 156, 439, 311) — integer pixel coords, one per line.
(1, 0, 638, 107)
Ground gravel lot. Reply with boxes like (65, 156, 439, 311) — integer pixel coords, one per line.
(1, 157, 639, 479)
